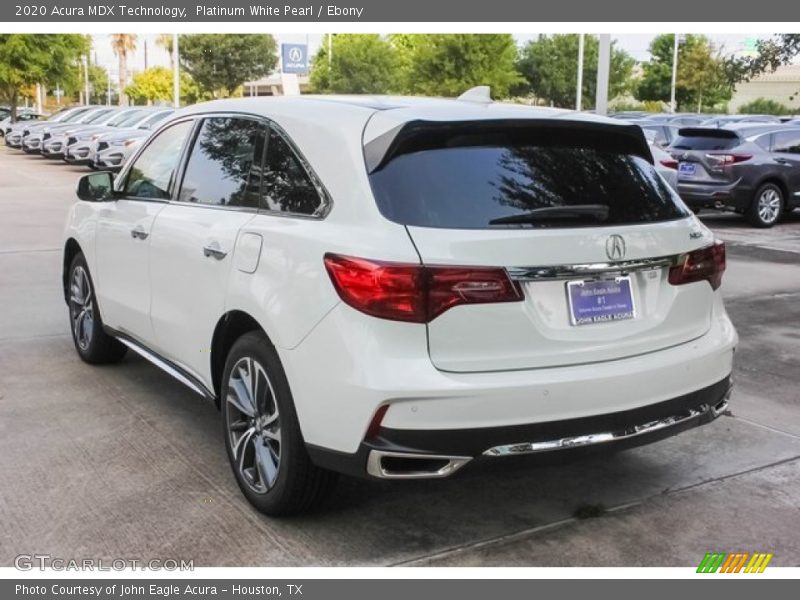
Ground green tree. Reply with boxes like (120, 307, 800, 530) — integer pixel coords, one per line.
(179, 34, 277, 97)
(637, 34, 735, 111)
(738, 97, 793, 116)
(310, 34, 398, 94)
(516, 35, 635, 108)
(0, 34, 89, 119)
(125, 66, 204, 106)
(88, 64, 109, 104)
(396, 34, 523, 98)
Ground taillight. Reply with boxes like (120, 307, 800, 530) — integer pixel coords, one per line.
(705, 153, 752, 166)
(659, 158, 678, 169)
(668, 241, 726, 291)
(323, 254, 523, 323)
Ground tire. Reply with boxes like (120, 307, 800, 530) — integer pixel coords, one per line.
(747, 183, 784, 228)
(221, 331, 337, 516)
(67, 253, 127, 364)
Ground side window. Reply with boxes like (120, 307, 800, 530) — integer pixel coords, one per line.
(178, 117, 266, 208)
(123, 120, 193, 199)
(773, 132, 800, 154)
(262, 128, 325, 216)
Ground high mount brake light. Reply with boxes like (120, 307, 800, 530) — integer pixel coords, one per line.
(323, 254, 523, 323)
(668, 240, 726, 291)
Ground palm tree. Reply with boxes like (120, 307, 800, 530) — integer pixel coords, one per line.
(110, 34, 138, 106)
(156, 34, 175, 70)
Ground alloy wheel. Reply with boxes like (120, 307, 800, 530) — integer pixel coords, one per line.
(69, 266, 94, 351)
(225, 357, 282, 494)
(757, 188, 781, 224)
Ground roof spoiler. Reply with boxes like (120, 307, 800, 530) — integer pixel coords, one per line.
(677, 127, 740, 138)
(364, 119, 652, 173)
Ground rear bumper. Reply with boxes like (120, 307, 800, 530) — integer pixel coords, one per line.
(308, 376, 732, 479)
(678, 179, 753, 211)
(282, 295, 737, 469)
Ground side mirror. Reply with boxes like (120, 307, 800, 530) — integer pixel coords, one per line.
(77, 172, 115, 202)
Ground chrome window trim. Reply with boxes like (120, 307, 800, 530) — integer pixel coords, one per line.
(148, 109, 333, 220)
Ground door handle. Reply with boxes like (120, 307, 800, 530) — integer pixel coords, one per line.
(203, 242, 228, 260)
(130, 225, 149, 240)
(775, 158, 791, 165)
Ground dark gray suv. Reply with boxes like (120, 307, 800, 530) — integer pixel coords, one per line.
(669, 125, 800, 227)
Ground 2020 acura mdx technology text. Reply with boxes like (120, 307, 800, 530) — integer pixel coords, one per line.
(62, 93, 737, 515)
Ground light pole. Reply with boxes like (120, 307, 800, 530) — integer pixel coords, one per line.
(83, 55, 90, 105)
(172, 33, 180, 108)
(670, 34, 683, 114)
(576, 34, 585, 111)
(595, 34, 611, 116)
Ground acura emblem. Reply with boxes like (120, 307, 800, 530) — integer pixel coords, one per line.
(606, 235, 626, 261)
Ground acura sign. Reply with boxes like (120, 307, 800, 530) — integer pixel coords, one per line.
(281, 43, 308, 74)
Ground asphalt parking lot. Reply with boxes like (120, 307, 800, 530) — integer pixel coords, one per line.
(1, 148, 799, 568)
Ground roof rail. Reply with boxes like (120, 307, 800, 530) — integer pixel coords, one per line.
(457, 86, 492, 105)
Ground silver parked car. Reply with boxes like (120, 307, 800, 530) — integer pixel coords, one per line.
(88, 109, 174, 170)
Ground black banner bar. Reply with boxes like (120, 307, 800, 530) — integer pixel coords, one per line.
(3, 579, 799, 600)
(2, 0, 800, 22)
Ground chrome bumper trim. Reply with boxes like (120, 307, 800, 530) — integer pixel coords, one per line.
(483, 396, 729, 457)
(366, 450, 472, 479)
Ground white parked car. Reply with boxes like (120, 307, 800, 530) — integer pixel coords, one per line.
(62, 94, 737, 515)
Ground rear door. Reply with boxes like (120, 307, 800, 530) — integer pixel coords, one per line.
(148, 115, 265, 382)
(366, 120, 714, 373)
(770, 130, 800, 204)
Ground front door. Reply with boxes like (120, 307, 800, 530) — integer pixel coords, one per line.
(94, 119, 195, 343)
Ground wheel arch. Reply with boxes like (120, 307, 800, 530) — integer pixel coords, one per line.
(210, 310, 271, 408)
(754, 177, 790, 208)
(62, 238, 83, 304)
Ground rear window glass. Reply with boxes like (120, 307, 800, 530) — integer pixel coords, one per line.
(670, 135, 740, 151)
(369, 136, 689, 229)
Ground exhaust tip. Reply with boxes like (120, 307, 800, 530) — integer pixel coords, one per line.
(366, 450, 471, 479)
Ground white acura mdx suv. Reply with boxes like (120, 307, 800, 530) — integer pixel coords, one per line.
(63, 92, 737, 515)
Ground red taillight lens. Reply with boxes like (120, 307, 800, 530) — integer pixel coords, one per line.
(668, 241, 726, 291)
(705, 153, 752, 166)
(659, 158, 679, 169)
(323, 254, 522, 323)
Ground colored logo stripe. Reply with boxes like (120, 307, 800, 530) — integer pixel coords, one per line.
(697, 552, 773, 573)
(744, 553, 773, 573)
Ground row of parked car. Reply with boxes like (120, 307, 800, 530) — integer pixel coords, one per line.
(612, 112, 800, 227)
(2, 104, 173, 171)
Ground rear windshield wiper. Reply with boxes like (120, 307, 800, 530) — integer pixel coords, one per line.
(489, 204, 610, 226)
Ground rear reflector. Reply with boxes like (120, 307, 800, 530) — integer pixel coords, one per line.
(365, 405, 389, 439)
(323, 254, 523, 323)
(668, 240, 726, 291)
